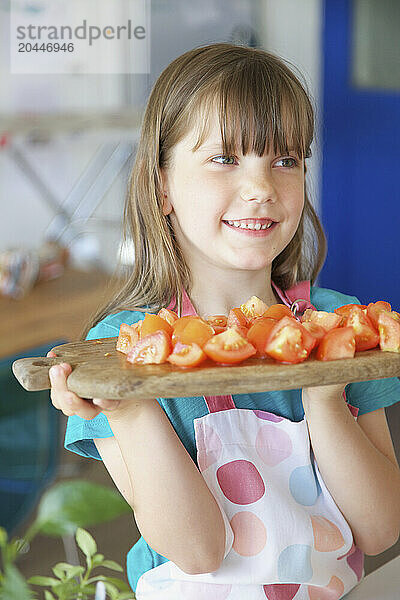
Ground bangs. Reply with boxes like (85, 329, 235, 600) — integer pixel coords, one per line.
(189, 57, 313, 159)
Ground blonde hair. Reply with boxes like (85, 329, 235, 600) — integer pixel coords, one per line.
(82, 42, 326, 338)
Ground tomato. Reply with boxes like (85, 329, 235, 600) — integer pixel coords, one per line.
(172, 316, 200, 344)
(247, 317, 277, 357)
(157, 307, 179, 326)
(174, 318, 215, 348)
(167, 341, 207, 367)
(240, 295, 269, 320)
(140, 313, 173, 338)
(226, 308, 249, 337)
(126, 330, 172, 364)
(366, 301, 392, 330)
(301, 309, 341, 331)
(116, 322, 141, 354)
(203, 327, 256, 364)
(345, 306, 379, 351)
(378, 311, 400, 352)
(334, 304, 367, 325)
(206, 315, 228, 334)
(301, 321, 327, 343)
(264, 316, 316, 364)
(262, 304, 293, 320)
(316, 326, 356, 361)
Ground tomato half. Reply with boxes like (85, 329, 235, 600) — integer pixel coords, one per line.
(203, 327, 256, 364)
(262, 304, 293, 320)
(140, 313, 173, 338)
(316, 327, 356, 361)
(378, 311, 400, 352)
(206, 315, 228, 334)
(157, 307, 179, 326)
(345, 306, 379, 351)
(264, 316, 316, 364)
(240, 295, 269, 320)
(126, 330, 172, 364)
(366, 301, 392, 330)
(167, 341, 207, 367)
(301, 309, 341, 331)
(116, 322, 141, 354)
(247, 317, 277, 357)
(174, 318, 215, 348)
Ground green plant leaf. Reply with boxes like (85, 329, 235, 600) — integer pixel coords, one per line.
(86, 576, 130, 592)
(103, 581, 119, 600)
(92, 553, 105, 566)
(98, 560, 123, 573)
(28, 576, 60, 586)
(76, 528, 97, 559)
(35, 481, 131, 537)
(0, 527, 7, 548)
(52, 563, 84, 580)
(1, 564, 34, 600)
(115, 593, 135, 600)
(44, 591, 56, 600)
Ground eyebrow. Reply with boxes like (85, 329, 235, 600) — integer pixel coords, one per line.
(196, 143, 223, 152)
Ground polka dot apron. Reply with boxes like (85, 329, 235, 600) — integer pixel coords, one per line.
(135, 281, 364, 599)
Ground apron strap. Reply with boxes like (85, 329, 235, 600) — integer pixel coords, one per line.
(272, 280, 317, 316)
(203, 395, 236, 412)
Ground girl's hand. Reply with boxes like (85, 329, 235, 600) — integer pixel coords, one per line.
(47, 350, 136, 422)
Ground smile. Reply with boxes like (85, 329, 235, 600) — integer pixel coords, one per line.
(222, 220, 278, 236)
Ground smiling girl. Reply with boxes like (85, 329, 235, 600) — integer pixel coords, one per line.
(48, 43, 400, 599)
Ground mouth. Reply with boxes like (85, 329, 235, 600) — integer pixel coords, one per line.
(222, 218, 278, 236)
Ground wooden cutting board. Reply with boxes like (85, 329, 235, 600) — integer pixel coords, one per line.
(12, 337, 400, 400)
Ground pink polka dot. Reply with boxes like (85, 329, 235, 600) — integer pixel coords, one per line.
(308, 576, 344, 600)
(311, 516, 345, 552)
(231, 511, 267, 556)
(179, 581, 232, 599)
(197, 424, 222, 471)
(263, 583, 300, 600)
(217, 460, 265, 505)
(347, 546, 364, 582)
(254, 410, 284, 422)
(256, 424, 293, 466)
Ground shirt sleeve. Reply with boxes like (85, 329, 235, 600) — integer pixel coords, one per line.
(64, 315, 144, 459)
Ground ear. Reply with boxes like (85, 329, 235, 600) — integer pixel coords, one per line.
(160, 168, 173, 216)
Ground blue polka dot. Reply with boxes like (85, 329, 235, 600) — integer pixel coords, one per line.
(289, 465, 319, 506)
(278, 544, 313, 582)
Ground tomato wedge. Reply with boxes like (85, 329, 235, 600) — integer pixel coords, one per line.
(240, 295, 269, 320)
(316, 327, 356, 361)
(247, 317, 277, 357)
(366, 301, 391, 330)
(227, 308, 249, 337)
(301, 309, 341, 331)
(140, 313, 173, 338)
(264, 316, 316, 364)
(262, 304, 293, 320)
(167, 341, 207, 367)
(206, 315, 227, 334)
(345, 306, 379, 351)
(203, 327, 256, 364)
(378, 311, 400, 352)
(174, 318, 214, 348)
(157, 307, 179, 326)
(172, 316, 200, 344)
(301, 321, 327, 343)
(334, 304, 367, 326)
(126, 330, 172, 364)
(116, 322, 141, 354)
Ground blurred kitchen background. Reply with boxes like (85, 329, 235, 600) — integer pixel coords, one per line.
(1, 0, 399, 591)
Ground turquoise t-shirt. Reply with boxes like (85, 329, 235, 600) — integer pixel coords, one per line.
(64, 286, 400, 592)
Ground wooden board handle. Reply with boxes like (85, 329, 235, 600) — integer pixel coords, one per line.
(13, 356, 68, 391)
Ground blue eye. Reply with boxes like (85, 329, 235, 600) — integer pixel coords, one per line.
(212, 155, 237, 165)
(275, 157, 298, 168)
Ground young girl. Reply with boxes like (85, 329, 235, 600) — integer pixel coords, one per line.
(48, 43, 400, 599)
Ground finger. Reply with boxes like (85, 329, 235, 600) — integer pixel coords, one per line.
(48, 363, 72, 393)
(47, 350, 57, 358)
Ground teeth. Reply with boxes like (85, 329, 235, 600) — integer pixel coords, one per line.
(227, 220, 273, 230)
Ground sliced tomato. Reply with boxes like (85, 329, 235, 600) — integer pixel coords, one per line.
(316, 326, 356, 361)
(264, 316, 316, 364)
(172, 316, 199, 344)
(334, 303, 367, 325)
(378, 311, 400, 352)
(240, 295, 269, 320)
(116, 322, 141, 354)
(206, 315, 228, 334)
(227, 307, 249, 328)
(203, 327, 256, 364)
(157, 307, 179, 326)
(366, 301, 392, 330)
(345, 306, 379, 351)
(167, 341, 207, 367)
(174, 318, 215, 348)
(140, 313, 173, 338)
(247, 317, 277, 357)
(301, 321, 327, 343)
(301, 309, 341, 331)
(262, 304, 293, 320)
(126, 330, 172, 364)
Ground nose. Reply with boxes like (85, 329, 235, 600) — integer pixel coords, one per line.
(239, 168, 277, 204)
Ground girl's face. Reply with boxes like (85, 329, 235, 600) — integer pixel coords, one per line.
(161, 111, 305, 274)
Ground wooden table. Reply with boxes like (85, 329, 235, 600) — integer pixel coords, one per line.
(0, 268, 113, 360)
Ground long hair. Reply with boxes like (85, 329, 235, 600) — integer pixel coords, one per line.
(82, 43, 326, 339)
